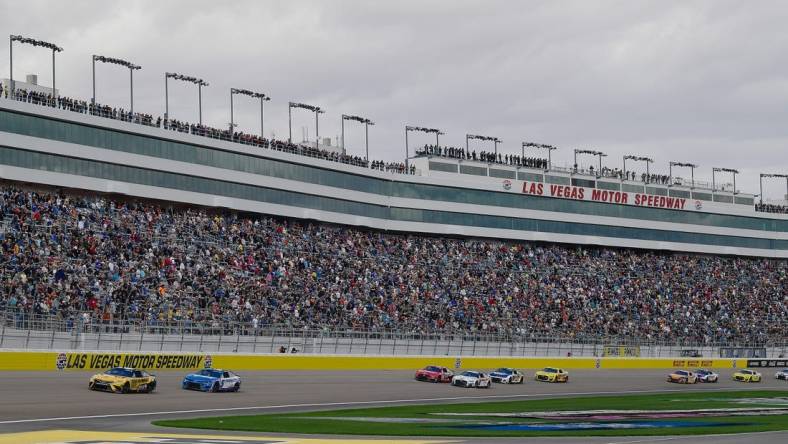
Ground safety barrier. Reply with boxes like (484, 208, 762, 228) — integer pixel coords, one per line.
(0, 350, 752, 372)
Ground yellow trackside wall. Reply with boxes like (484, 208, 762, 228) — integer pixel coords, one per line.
(0, 350, 746, 372)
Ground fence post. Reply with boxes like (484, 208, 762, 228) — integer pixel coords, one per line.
(49, 328, 56, 350)
(0, 322, 5, 348)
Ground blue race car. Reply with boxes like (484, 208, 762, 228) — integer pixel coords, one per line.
(182, 368, 241, 392)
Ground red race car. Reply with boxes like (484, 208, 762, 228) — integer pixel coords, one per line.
(415, 365, 454, 383)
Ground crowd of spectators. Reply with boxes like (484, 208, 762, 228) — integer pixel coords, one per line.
(0, 85, 407, 174)
(370, 160, 415, 174)
(0, 184, 785, 345)
(417, 145, 548, 169)
(756, 203, 788, 214)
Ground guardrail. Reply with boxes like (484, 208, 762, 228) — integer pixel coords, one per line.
(1, 312, 785, 358)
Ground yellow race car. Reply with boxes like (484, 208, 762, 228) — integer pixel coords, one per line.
(732, 369, 762, 383)
(534, 367, 569, 383)
(89, 367, 157, 393)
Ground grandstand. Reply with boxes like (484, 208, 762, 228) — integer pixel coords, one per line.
(0, 66, 786, 352)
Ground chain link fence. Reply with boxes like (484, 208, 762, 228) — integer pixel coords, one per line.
(1, 311, 785, 358)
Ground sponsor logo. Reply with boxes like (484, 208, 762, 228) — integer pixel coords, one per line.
(695, 200, 703, 210)
(520, 180, 689, 210)
(454, 357, 462, 369)
(56, 353, 204, 370)
(673, 360, 686, 367)
(747, 359, 788, 368)
(595, 358, 601, 369)
(502, 179, 512, 190)
(205, 354, 213, 368)
(56, 352, 67, 370)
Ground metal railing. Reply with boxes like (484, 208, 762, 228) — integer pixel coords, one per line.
(1, 312, 785, 358)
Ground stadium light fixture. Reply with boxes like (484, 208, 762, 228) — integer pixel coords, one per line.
(289, 102, 324, 146)
(759, 173, 788, 205)
(92, 55, 141, 113)
(9, 34, 63, 97)
(712, 167, 739, 194)
(342, 114, 374, 160)
(623, 155, 654, 179)
(669, 161, 698, 188)
(574, 149, 606, 175)
(165, 72, 208, 124)
(466, 134, 502, 156)
(522, 142, 557, 169)
(405, 125, 443, 169)
(230, 88, 270, 138)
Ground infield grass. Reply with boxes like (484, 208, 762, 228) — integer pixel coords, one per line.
(154, 390, 788, 437)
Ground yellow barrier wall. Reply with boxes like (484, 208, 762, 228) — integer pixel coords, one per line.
(0, 350, 747, 372)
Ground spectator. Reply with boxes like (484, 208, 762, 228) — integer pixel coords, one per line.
(0, 184, 784, 344)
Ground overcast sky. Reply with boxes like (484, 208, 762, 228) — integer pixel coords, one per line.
(2, 0, 787, 199)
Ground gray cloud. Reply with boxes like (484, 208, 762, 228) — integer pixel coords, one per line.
(1, 0, 787, 198)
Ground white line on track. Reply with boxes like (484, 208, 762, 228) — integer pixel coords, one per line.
(0, 387, 743, 425)
(605, 430, 788, 444)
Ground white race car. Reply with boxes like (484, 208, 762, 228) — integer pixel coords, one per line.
(451, 371, 492, 388)
(775, 369, 788, 381)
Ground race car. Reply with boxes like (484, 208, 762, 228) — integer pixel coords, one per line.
(667, 370, 698, 384)
(695, 369, 719, 383)
(414, 365, 454, 383)
(775, 369, 788, 380)
(89, 367, 157, 393)
(732, 369, 762, 383)
(534, 367, 569, 383)
(182, 368, 241, 392)
(451, 371, 492, 388)
(489, 367, 525, 384)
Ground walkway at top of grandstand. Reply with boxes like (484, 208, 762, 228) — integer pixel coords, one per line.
(0, 84, 416, 176)
(415, 145, 727, 192)
(1, 84, 786, 214)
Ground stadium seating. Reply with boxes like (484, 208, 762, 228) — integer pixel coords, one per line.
(1, 185, 785, 344)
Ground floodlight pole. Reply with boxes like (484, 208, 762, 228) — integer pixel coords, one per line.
(315, 110, 320, 147)
(92, 56, 96, 105)
(8, 37, 13, 94)
(341, 115, 345, 154)
(494, 139, 499, 156)
(198, 83, 203, 125)
(130, 66, 134, 114)
(365, 120, 369, 160)
(51, 48, 56, 98)
(260, 96, 266, 138)
(288, 103, 292, 142)
(405, 127, 410, 169)
(229, 89, 234, 133)
(164, 74, 169, 119)
(759, 174, 763, 205)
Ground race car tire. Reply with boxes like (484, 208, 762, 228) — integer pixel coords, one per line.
(146, 381, 156, 393)
(88, 381, 95, 391)
(679, 378, 687, 384)
(121, 382, 130, 394)
(232, 382, 240, 392)
(211, 382, 220, 392)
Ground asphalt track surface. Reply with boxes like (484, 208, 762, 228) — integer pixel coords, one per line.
(0, 369, 787, 443)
